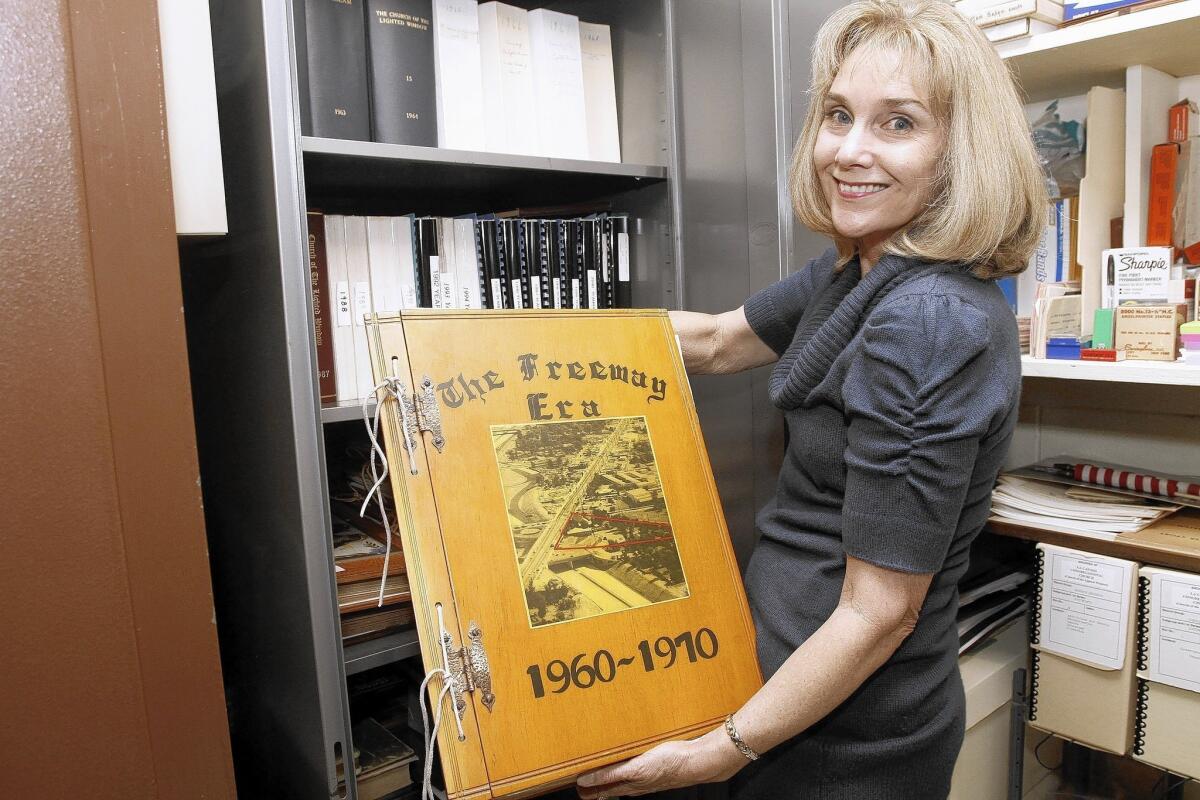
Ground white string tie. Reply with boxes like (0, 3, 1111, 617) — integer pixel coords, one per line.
(417, 605, 468, 800)
(361, 377, 403, 607)
(359, 380, 467, 797)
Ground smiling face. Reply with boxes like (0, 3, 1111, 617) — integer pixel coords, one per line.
(813, 45, 945, 268)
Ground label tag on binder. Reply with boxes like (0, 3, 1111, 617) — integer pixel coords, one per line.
(1037, 543, 1135, 671)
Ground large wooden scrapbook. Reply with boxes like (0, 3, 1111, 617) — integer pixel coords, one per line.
(366, 310, 761, 799)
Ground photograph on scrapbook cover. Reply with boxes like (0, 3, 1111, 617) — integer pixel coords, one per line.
(490, 416, 689, 628)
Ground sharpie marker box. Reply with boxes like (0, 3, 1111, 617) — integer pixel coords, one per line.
(1101, 247, 1173, 308)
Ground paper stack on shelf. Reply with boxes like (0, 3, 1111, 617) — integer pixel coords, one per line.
(955, 0, 1063, 42)
(1029, 281, 1082, 358)
(1008, 457, 1200, 509)
(957, 564, 1033, 655)
(990, 475, 1178, 539)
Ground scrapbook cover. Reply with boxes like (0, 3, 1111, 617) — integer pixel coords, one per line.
(366, 309, 761, 798)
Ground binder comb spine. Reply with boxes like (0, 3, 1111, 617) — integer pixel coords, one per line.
(473, 220, 488, 309)
(1028, 547, 1045, 721)
(495, 220, 510, 309)
(1133, 678, 1150, 756)
(1133, 575, 1152, 756)
(1136, 575, 1151, 672)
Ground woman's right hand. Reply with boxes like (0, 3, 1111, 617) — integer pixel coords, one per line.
(668, 307, 778, 375)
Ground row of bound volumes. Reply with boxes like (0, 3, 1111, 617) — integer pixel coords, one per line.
(308, 210, 634, 404)
(299, 0, 620, 161)
(1028, 542, 1200, 780)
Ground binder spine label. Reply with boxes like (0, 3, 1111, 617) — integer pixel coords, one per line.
(353, 281, 371, 325)
(336, 281, 352, 327)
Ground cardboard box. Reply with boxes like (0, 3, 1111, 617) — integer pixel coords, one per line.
(1064, 0, 1152, 21)
(1147, 142, 1179, 246)
(1093, 307, 1116, 348)
(1114, 304, 1186, 361)
(1174, 139, 1200, 264)
(1170, 100, 1198, 144)
(1081, 348, 1125, 362)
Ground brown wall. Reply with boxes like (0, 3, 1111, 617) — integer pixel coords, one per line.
(0, 1, 237, 797)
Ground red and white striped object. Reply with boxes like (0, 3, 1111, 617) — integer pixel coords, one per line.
(1072, 463, 1200, 500)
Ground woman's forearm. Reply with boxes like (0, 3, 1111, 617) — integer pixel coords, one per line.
(731, 601, 914, 754)
(668, 308, 778, 375)
(668, 310, 722, 374)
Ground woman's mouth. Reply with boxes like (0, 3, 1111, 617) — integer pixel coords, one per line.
(836, 181, 889, 199)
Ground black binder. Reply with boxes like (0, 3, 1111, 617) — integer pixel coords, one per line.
(610, 214, 632, 309)
(364, 0, 437, 145)
(298, 0, 371, 140)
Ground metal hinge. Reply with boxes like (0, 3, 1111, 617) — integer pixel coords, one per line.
(444, 621, 496, 716)
(393, 374, 445, 476)
(415, 376, 445, 452)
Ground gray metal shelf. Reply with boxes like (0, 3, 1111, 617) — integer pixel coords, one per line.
(321, 400, 375, 425)
(343, 629, 421, 677)
(302, 136, 667, 216)
(302, 136, 667, 179)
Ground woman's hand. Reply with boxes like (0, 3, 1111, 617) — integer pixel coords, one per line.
(575, 728, 746, 798)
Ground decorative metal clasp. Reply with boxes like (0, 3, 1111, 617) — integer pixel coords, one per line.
(395, 385, 420, 476)
(443, 620, 495, 716)
(416, 375, 445, 452)
(466, 622, 495, 711)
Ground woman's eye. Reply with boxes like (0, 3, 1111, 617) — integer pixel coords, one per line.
(885, 116, 913, 132)
(828, 109, 851, 125)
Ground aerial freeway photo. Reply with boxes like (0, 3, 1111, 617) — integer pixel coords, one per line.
(490, 416, 689, 628)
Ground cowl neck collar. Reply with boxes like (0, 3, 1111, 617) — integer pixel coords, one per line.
(768, 253, 956, 410)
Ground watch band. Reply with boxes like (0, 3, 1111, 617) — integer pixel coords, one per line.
(723, 714, 760, 761)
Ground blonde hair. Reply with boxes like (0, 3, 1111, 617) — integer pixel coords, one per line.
(790, 0, 1046, 278)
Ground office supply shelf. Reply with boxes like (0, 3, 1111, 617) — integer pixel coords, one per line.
(998, 0, 1200, 102)
(1021, 355, 1200, 386)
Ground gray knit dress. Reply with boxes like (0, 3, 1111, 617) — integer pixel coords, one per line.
(730, 249, 1021, 799)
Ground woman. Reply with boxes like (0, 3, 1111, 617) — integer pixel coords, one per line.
(577, 2, 1045, 798)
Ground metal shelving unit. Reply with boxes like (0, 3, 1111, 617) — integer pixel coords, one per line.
(184, 2, 691, 798)
(184, 0, 817, 796)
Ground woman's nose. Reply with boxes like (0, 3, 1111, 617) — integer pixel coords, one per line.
(835, 124, 874, 170)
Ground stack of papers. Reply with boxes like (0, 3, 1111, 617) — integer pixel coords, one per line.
(957, 564, 1033, 655)
(990, 476, 1178, 539)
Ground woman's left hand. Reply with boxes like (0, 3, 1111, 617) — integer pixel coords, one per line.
(575, 728, 747, 799)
